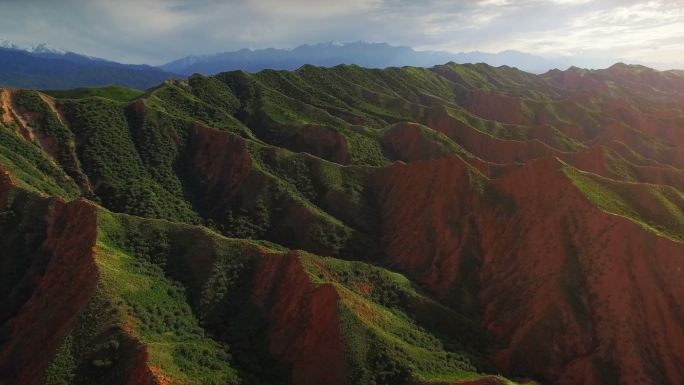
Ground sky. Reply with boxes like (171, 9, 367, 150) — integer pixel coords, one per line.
(1, 0, 683, 68)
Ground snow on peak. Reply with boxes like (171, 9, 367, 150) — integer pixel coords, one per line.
(30, 43, 66, 55)
(0, 39, 66, 55)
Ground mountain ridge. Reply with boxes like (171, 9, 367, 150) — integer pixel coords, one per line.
(0, 39, 585, 89)
(161, 41, 560, 75)
(0, 45, 180, 90)
(0, 62, 683, 385)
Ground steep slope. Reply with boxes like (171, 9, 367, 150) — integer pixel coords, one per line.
(0, 172, 522, 385)
(0, 62, 683, 385)
(0, 170, 101, 385)
(371, 155, 684, 384)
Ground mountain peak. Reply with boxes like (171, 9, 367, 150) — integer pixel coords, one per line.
(30, 42, 66, 55)
(0, 39, 23, 51)
(0, 39, 66, 55)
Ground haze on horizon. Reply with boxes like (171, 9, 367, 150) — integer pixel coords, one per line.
(1, 0, 683, 70)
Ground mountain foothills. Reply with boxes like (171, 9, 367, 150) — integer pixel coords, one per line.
(0, 62, 683, 385)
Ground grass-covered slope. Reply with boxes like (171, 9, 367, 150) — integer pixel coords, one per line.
(1, 62, 683, 385)
(0, 173, 523, 385)
(43, 85, 145, 103)
(563, 163, 684, 242)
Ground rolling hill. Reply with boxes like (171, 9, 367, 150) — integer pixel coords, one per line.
(0, 61, 683, 385)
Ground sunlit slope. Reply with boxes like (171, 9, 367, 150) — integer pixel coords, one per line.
(1, 62, 683, 384)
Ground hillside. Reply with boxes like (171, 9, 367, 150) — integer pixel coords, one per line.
(0, 62, 683, 385)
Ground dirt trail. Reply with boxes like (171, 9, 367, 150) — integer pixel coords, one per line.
(1, 89, 15, 125)
(0, 89, 35, 141)
(39, 93, 67, 125)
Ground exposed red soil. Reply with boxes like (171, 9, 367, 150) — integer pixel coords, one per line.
(0, 173, 158, 385)
(559, 145, 684, 188)
(284, 124, 349, 164)
(0, 90, 14, 126)
(37, 94, 66, 126)
(251, 251, 350, 385)
(124, 347, 159, 385)
(351, 280, 373, 296)
(371, 154, 684, 384)
(461, 90, 528, 125)
(544, 68, 610, 93)
(425, 107, 561, 165)
(0, 88, 71, 161)
(602, 64, 684, 96)
(371, 156, 478, 292)
(188, 123, 253, 206)
(0, 89, 35, 142)
(589, 121, 684, 169)
(0, 187, 99, 384)
(148, 365, 175, 385)
(382, 122, 457, 162)
(185, 125, 368, 257)
(413, 377, 510, 385)
(3, 66, 684, 385)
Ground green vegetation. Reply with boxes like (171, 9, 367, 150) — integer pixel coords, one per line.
(145, 80, 251, 136)
(2, 61, 683, 385)
(95, 209, 287, 384)
(96, 243, 239, 384)
(88, 207, 507, 385)
(0, 124, 79, 197)
(346, 128, 391, 166)
(300, 255, 497, 384)
(80, 210, 243, 384)
(44, 335, 76, 385)
(381, 122, 474, 161)
(43, 85, 144, 102)
(14, 90, 90, 190)
(60, 97, 201, 222)
(564, 164, 684, 242)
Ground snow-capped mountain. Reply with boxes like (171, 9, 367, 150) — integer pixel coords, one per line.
(0, 39, 66, 55)
(0, 39, 178, 89)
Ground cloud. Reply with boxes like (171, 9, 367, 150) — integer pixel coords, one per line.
(493, 1, 684, 67)
(0, 0, 682, 69)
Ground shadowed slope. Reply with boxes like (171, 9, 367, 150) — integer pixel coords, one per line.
(0, 62, 683, 385)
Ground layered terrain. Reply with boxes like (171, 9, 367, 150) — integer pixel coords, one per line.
(0, 62, 682, 385)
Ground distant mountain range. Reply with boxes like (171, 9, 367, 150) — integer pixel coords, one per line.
(0, 40, 588, 89)
(0, 42, 178, 90)
(161, 42, 560, 75)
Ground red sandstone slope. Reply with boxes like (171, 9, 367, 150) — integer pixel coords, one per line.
(251, 251, 350, 385)
(425, 107, 562, 165)
(2, 62, 684, 385)
(0, 172, 161, 385)
(0, 174, 98, 385)
(372, 155, 684, 384)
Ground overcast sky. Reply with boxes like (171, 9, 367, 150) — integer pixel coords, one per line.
(1, 0, 683, 68)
